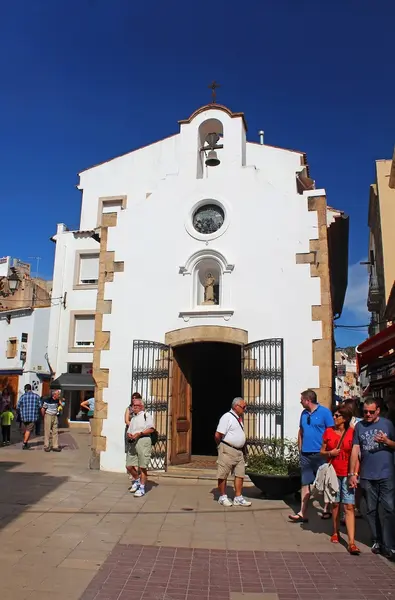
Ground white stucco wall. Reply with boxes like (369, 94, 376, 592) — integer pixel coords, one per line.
(0, 307, 51, 396)
(48, 225, 99, 377)
(73, 106, 325, 472)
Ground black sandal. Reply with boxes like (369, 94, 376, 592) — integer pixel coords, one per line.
(321, 511, 332, 520)
(288, 513, 308, 523)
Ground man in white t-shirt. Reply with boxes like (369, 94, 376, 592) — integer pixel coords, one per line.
(215, 397, 252, 507)
(126, 397, 154, 497)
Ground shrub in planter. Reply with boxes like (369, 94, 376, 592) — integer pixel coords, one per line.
(246, 438, 301, 499)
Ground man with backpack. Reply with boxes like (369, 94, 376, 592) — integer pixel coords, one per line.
(126, 396, 155, 497)
(215, 397, 252, 507)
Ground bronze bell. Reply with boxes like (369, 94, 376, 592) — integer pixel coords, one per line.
(205, 150, 220, 167)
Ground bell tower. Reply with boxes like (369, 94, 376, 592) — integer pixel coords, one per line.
(178, 99, 247, 179)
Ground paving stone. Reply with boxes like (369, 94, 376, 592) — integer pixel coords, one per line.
(1, 427, 394, 600)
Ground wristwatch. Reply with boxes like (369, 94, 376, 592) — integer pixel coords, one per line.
(348, 473, 358, 477)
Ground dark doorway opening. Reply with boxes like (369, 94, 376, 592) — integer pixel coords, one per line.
(173, 342, 242, 457)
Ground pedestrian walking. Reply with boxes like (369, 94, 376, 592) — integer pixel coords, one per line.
(215, 397, 251, 507)
(124, 392, 142, 473)
(16, 384, 41, 450)
(349, 397, 395, 561)
(0, 406, 14, 445)
(321, 404, 360, 554)
(289, 389, 334, 523)
(0, 388, 11, 413)
(80, 395, 95, 433)
(42, 389, 62, 452)
(126, 396, 154, 497)
(35, 395, 44, 436)
(340, 398, 363, 522)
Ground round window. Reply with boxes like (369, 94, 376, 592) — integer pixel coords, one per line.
(192, 204, 225, 235)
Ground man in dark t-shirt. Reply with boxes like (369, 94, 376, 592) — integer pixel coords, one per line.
(350, 397, 395, 561)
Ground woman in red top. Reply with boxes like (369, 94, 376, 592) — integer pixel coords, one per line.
(320, 404, 360, 554)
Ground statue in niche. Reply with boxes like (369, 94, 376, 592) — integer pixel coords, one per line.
(202, 272, 216, 305)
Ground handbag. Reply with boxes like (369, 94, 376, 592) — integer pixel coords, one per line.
(126, 413, 159, 447)
(312, 428, 348, 496)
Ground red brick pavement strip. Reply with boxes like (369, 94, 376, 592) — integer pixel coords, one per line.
(80, 544, 395, 600)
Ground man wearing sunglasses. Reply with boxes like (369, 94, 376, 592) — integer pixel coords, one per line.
(349, 397, 395, 561)
(289, 389, 334, 523)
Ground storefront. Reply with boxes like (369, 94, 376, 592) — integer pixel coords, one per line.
(356, 323, 395, 402)
(50, 372, 95, 426)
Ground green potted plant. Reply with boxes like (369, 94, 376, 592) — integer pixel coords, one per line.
(246, 438, 301, 499)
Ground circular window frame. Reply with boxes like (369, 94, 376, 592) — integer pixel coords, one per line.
(185, 198, 230, 241)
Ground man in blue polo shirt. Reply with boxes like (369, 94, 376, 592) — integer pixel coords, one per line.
(289, 389, 334, 523)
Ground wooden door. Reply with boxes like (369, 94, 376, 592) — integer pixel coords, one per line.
(41, 380, 50, 398)
(0, 375, 19, 408)
(171, 350, 192, 465)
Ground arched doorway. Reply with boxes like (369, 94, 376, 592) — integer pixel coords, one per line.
(170, 341, 242, 464)
(130, 327, 284, 470)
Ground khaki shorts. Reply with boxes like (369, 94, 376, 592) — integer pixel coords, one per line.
(126, 437, 152, 469)
(217, 443, 245, 479)
(23, 422, 34, 432)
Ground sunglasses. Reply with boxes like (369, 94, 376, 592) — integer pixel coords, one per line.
(333, 413, 342, 419)
(237, 405, 247, 411)
(307, 415, 311, 425)
(363, 409, 376, 415)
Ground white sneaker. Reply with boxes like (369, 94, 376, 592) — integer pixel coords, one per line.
(128, 480, 140, 493)
(218, 496, 233, 507)
(233, 496, 252, 507)
(134, 488, 145, 497)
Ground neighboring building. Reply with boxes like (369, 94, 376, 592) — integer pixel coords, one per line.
(0, 257, 52, 402)
(357, 149, 395, 400)
(47, 226, 98, 421)
(0, 256, 52, 312)
(366, 154, 395, 335)
(48, 102, 349, 472)
(334, 349, 360, 400)
(0, 307, 52, 404)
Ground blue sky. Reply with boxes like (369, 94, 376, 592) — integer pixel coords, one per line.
(1, 0, 394, 346)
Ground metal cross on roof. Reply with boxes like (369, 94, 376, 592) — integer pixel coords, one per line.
(208, 80, 220, 104)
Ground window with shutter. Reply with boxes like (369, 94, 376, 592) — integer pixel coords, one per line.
(6, 339, 17, 359)
(74, 316, 95, 347)
(79, 255, 99, 285)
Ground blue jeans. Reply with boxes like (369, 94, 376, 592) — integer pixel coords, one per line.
(360, 478, 395, 551)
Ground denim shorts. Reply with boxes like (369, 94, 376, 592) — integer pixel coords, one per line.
(300, 452, 325, 485)
(334, 476, 355, 504)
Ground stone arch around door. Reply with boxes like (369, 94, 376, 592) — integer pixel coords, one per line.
(165, 325, 248, 466)
(165, 325, 248, 347)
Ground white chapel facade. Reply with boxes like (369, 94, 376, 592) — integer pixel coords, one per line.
(48, 103, 349, 472)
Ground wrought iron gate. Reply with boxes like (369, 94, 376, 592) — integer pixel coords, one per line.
(243, 339, 284, 452)
(131, 340, 170, 470)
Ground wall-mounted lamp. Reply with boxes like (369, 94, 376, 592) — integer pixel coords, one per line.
(8, 274, 20, 293)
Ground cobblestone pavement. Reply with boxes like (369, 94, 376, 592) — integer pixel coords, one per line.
(0, 428, 393, 600)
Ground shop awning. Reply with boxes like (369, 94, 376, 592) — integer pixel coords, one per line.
(356, 323, 395, 372)
(50, 373, 95, 391)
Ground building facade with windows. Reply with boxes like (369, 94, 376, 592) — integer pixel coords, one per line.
(366, 154, 395, 335)
(334, 349, 360, 400)
(49, 103, 349, 472)
(0, 307, 52, 404)
(357, 150, 395, 399)
(47, 226, 99, 421)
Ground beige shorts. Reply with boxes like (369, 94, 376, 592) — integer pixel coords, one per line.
(126, 437, 152, 469)
(217, 443, 245, 479)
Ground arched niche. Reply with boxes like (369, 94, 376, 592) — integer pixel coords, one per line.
(179, 249, 234, 313)
(197, 118, 224, 179)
